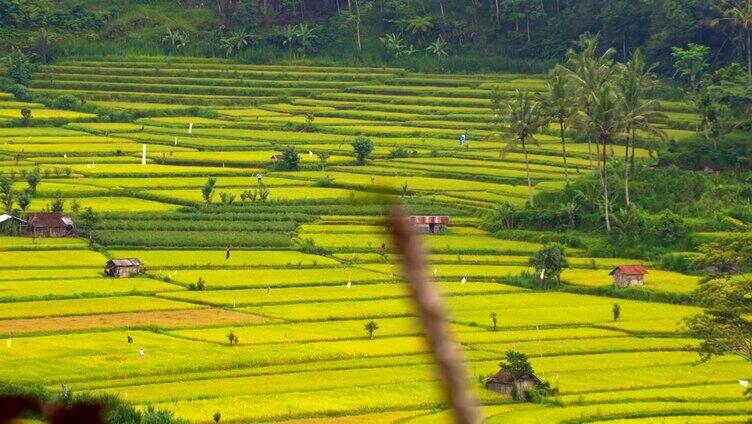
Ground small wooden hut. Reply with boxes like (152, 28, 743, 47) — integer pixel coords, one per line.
(485, 369, 542, 400)
(105, 258, 144, 278)
(410, 215, 449, 234)
(609, 264, 647, 288)
(25, 213, 76, 237)
(0, 214, 26, 235)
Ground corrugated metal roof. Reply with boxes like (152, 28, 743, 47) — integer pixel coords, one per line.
(27, 213, 74, 228)
(0, 214, 26, 224)
(609, 264, 648, 276)
(108, 258, 143, 267)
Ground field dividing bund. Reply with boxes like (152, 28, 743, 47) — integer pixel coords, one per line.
(0, 56, 744, 423)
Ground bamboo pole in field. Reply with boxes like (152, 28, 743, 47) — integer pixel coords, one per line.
(387, 204, 481, 424)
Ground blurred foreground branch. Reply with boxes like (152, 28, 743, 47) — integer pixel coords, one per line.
(388, 203, 481, 424)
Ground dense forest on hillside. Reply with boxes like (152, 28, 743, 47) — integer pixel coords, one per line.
(1, 0, 751, 74)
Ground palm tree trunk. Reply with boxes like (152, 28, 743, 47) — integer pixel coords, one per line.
(494, 0, 500, 22)
(630, 130, 636, 172)
(355, 0, 362, 52)
(559, 119, 569, 184)
(624, 128, 631, 206)
(747, 29, 751, 77)
(522, 138, 534, 207)
(601, 136, 611, 232)
(587, 135, 594, 169)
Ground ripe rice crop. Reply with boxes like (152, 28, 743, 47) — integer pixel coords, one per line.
(30, 197, 180, 213)
(0, 296, 198, 320)
(111, 250, 338, 267)
(163, 267, 388, 289)
(0, 278, 181, 301)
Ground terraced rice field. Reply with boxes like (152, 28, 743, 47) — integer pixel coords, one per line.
(1, 57, 749, 423)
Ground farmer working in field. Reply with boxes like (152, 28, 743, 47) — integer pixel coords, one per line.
(225, 245, 231, 260)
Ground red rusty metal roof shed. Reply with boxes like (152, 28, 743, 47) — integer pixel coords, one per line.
(411, 216, 449, 225)
(609, 264, 648, 276)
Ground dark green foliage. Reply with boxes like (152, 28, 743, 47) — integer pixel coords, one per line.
(652, 209, 689, 245)
(0, 383, 187, 424)
(696, 234, 752, 274)
(5, 48, 34, 84)
(51, 94, 80, 110)
(0, 175, 15, 213)
(16, 191, 32, 212)
(188, 277, 206, 291)
(280, 145, 300, 170)
(351, 136, 374, 165)
(686, 277, 752, 361)
(528, 244, 568, 288)
(613, 303, 621, 321)
(201, 177, 217, 204)
(7, 83, 32, 101)
(25, 166, 40, 194)
(49, 191, 64, 213)
(364, 320, 379, 339)
(20, 107, 31, 125)
(79, 207, 98, 233)
(499, 350, 533, 381)
(387, 146, 417, 159)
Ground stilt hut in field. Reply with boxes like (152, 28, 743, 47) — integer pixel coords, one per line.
(485, 368, 542, 400)
(105, 258, 144, 278)
(609, 264, 647, 288)
(25, 213, 76, 237)
(0, 214, 26, 235)
(410, 215, 449, 234)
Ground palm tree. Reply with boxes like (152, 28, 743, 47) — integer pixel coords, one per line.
(295, 24, 317, 56)
(578, 83, 622, 232)
(406, 15, 433, 44)
(713, 0, 752, 76)
(564, 34, 617, 170)
(617, 48, 667, 205)
(380, 32, 406, 57)
(540, 68, 576, 184)
(281, 25, 296, 58)
(162, 28, 188, 54)
(425, 36, 448, 56)
(220, 28, 253, 57)
(492, 90, 545, 207)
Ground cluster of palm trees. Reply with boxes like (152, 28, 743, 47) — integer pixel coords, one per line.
(493, 34, 666, 233)
(219, 23, 318, 58)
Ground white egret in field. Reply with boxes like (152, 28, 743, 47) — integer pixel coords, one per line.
(433, 267, 438, 275)
(63, 154, 67, 158)
(346, 281, 352, 290)
(308, 151, 314, 157)
(460, 276, 467, 285)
